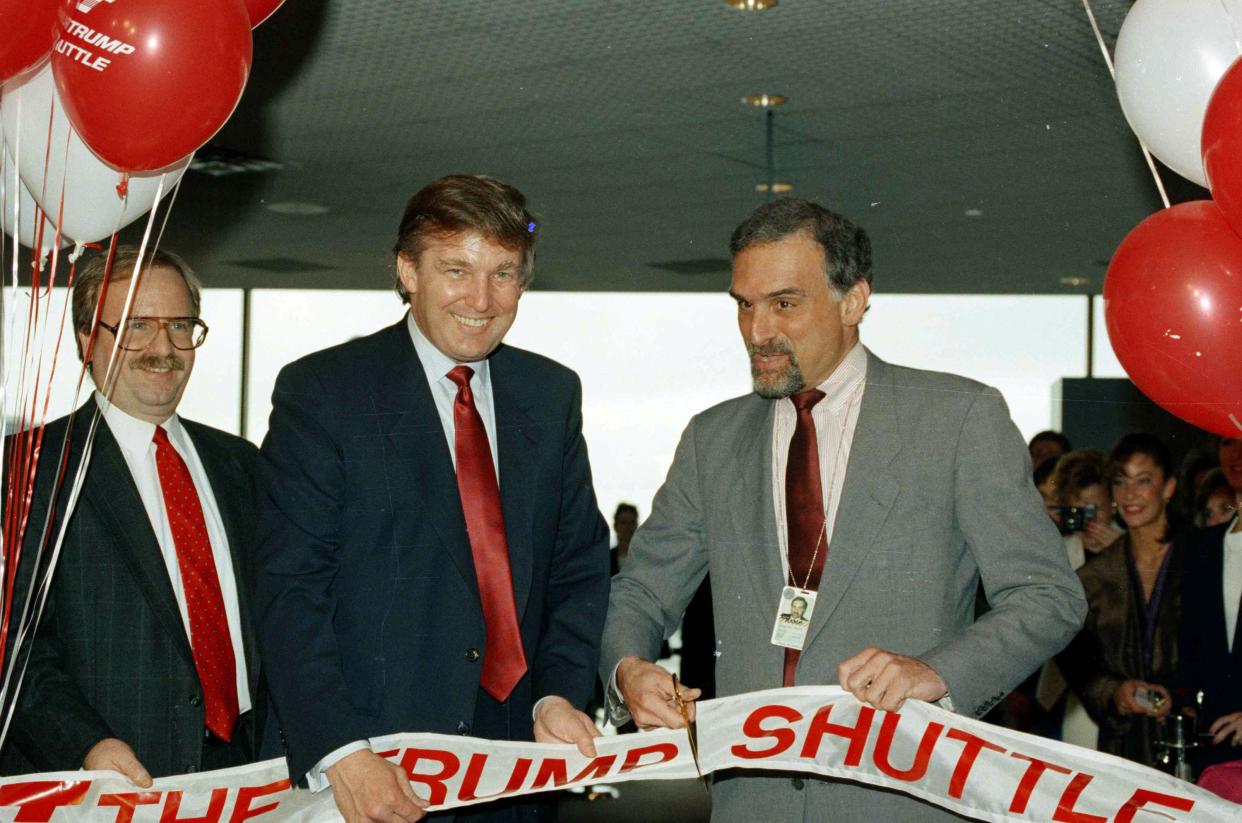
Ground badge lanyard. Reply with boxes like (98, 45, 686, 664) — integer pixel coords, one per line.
(769, 386, 858, 652)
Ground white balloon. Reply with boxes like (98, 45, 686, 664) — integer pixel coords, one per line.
(1, 155, 62, 256)
(1114, 0, 1242, 188)
(0, 64, 191, 245)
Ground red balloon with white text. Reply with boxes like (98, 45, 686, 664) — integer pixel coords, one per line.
(50, 0, 252, 172)
(0, 0, 59, 84)
(1103, 201, 1242, 437)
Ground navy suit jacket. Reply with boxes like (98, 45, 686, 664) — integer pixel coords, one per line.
(1, 399, 264, 777)
(1179, 522, 1242, 769)
(256, 319, 610, 781)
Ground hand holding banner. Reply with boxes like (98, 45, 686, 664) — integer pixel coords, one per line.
(0, 687, 1235, 822)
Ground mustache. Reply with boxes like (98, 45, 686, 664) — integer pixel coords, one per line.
(129, 354, 186, 371)
(747, 340, 794, 357)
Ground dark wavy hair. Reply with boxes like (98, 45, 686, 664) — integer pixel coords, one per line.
(1107, 432, 1184, 542)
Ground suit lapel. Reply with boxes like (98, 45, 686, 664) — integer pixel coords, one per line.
(490, 351, 539, 620)
(804, 353, 900, 649)
(184, 424, 261, 696)
(727, 400, 785, 624)
(372, 321, 481, 604)
(80, 405, 195, 667)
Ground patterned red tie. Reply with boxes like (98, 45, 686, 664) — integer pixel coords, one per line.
(783, 388, 827, 687)
(447, 366, 528, 702)
(152, 426, 238, 741)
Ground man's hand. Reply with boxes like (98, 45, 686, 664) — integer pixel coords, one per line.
(837, 648, 948, 712)
(1112, 680, 1171, 718)
(1209, 711, 1242, 746)
(326, 749, 427, 823)
(615, 657, 701, 729)
(84, 738, 152, 787)
(534, 696, 602, 757)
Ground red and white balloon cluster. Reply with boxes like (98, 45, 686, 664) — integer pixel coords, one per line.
(1105, 0, 1242, 437)
(0, 0, 283, 249)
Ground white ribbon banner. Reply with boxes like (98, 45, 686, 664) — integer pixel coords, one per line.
(0, 687, 1236, 822)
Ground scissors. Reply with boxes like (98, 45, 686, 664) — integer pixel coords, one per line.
(671, 674, 708, 791)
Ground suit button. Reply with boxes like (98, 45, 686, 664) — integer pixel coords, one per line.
(456, 721, 471, 735)
(189, 695, 202, 707)
(791, 777, 804, 791)
(185, 765, 197, 773)
(203, 728, 212, 741)
(465, 648, 480, 662)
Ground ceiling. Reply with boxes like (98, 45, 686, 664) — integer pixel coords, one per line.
(139, 0, 1203, 294)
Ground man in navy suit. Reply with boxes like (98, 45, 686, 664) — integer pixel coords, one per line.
(256, 175, 610, 823)
(1180, 435, 1242, 774)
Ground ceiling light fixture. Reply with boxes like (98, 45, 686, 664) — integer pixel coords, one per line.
(742, 94, 786, 108)
(727, 0, 777, 9)
(755, 183, 793, 193)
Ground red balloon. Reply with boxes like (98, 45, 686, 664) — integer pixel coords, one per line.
(0, 0, 59, 84)
(245, 0, 286, 28)
(1104, 201, 1242, 438)
(50, 0, 252, 172)
(1204, 55, 1242, 239)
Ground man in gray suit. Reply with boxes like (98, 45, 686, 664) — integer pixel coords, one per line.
(601, 198, 1086, 822)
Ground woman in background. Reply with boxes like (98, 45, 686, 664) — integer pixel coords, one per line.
(1052, 449, 1123, 566)
(1195, 468, 1238, 528)
(1036, 449, 1121, 748)
(1059, 432, 1184, 767)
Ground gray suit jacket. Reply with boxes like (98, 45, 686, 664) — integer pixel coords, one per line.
(601, 351, 1086, 823)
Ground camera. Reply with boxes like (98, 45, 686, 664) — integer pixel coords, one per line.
(1056, 504, 1097, 534)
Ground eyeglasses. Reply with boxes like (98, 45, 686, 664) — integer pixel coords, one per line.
(97, 316, 209, 351)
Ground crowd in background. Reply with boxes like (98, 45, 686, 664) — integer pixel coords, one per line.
(999, 429, 1241, 778)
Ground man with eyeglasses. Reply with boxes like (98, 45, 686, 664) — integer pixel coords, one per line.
(0, 246, 267, 783)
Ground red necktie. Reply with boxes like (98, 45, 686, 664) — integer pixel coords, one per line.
(783, 388, 827, 688)
(447, 366, 528, 702)
(152, 426, 238, 741)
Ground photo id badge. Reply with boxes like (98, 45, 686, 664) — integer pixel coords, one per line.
(770, 586, 817, 650)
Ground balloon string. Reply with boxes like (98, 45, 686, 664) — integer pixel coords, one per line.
(0, 244, 113, 743)
(1081, 0, 1171, 210)
(0, 195, 159, 742)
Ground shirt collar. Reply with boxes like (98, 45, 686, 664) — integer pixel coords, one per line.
(95, 390, 186, 458)
(808, 341, 867, 413)
(406, 312, 492, 391)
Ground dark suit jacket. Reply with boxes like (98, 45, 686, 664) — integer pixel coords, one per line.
(1058, 535, 1182, 767)
(1179, 522, 1242, 770)
(0, 398, 264, 777)
(256, 319, 610, 781)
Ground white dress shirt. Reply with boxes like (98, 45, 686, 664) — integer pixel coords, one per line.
(1223, 519, 1242, 652)
(307, 313, 501, 790)
(407, 313, 500, 477)
(770, 342, 867, 582)
(98, 392, 251, 714)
